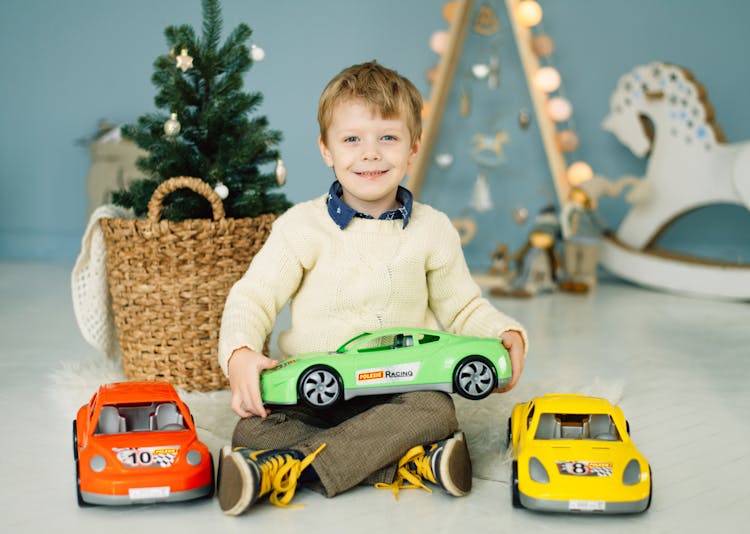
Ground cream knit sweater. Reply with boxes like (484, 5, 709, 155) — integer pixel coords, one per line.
(218, 194, 527, 375)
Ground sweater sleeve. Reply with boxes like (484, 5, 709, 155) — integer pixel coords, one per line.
(425, 211, 529, 356)
(218, 214, 304, 376)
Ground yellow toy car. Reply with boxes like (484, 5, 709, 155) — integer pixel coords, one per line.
(508, 394, 651, 513)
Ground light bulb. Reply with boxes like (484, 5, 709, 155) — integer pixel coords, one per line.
(557, 130, 579, 152)
(547, 97, 572, 122)
(532, 34, 555, 57)
(429, 31, 450, 54)
(517, 1, 543, 27)
(533, 67, 561, 93)
(567, 161, 593, 185)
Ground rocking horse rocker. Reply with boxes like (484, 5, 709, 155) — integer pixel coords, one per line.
(599, 61, 750, 300)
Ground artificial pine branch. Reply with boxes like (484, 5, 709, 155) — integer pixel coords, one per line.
(114, 0, 291, 221)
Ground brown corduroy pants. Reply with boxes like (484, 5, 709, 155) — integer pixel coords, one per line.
(231, 391, 459, 497)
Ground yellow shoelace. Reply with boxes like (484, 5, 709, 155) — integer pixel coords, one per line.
(375, 443, 438, 500)
(252, 443, 326, 508)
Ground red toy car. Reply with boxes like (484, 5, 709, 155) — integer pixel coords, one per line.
(73, 381, 214, 506)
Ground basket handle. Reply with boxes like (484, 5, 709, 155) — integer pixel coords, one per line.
(147, 176, 226, 223)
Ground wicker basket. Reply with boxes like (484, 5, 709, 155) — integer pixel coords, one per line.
(100, 176, 275, 391)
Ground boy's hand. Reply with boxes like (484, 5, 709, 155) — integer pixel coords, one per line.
(227, 347, 278, 418)
(497, 330, 525, 392)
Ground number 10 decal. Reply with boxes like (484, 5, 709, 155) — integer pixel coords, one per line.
(114, 446, 180, 468)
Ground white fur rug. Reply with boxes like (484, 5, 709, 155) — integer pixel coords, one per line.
(49, 359, 623, 483)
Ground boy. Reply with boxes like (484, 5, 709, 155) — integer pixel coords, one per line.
(217, 61, 527, 515)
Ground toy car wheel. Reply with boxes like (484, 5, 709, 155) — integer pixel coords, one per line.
(75, 460, 91, 507)
(72, 420, 78, 461)
(298, 366, 343, 408)
(72, 420, 90, 507)
(453, 356, 497, 400)
(506, 417, 512, 448)
(511, 460, 522, 508)
(205, 453, 215, 500)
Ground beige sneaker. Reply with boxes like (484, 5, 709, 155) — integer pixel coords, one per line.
(217, 443, 325, 515)
(376, 431, 472, 499)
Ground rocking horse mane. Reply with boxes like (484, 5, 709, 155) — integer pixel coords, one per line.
(610, 62, 726, 149)
(679, 67, 726, 143)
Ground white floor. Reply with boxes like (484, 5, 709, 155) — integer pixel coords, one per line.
(2, 262, 749, 533)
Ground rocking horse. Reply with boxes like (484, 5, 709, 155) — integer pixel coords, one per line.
(599, 61, 750, 299)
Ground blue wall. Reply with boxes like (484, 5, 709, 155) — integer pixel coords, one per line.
(1, 0, 749, 265)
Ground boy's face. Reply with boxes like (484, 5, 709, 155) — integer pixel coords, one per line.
(319, 99, 419, 216)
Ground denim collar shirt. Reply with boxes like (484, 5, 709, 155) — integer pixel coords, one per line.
(326, 180, 412, 230)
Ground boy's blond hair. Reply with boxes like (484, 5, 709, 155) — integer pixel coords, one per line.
(318, 61, 423, 145)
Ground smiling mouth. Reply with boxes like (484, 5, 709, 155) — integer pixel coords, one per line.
(355, 170, 388, 179)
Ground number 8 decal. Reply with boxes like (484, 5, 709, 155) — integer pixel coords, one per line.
(573, 462, 588, 475)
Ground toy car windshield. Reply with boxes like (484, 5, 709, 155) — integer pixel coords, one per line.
(336, 331, 441, 353)
(534, 413, 622, 441)
(95, 401, 187, 435)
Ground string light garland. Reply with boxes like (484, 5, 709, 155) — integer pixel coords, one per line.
(508, 0, 593, 197)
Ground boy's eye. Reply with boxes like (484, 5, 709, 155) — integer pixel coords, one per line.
(344, 136, 359, 143)
(382, 135, 398, 141)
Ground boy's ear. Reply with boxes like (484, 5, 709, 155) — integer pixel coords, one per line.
(408, 138, 421, 165)
(318, 136, 334, 167)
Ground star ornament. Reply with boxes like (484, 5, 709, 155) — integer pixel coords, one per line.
(175, 48, 193, 72)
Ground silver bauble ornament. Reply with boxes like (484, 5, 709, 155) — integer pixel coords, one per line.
(435, 153, 454, 168)
(214, 182, 229, 199)
(164, 113, 181, 137)
(250, 44, 265, 62)
(275, 158, 287, 186)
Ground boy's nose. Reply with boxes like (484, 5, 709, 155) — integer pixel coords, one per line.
(361, 141, 381, 160)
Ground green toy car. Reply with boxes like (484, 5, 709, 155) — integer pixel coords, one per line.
(261, 327, 511, 408)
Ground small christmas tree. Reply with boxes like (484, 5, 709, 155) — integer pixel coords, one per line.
(113, 0, 291, 221)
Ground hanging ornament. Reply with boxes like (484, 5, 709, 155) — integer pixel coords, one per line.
(518, 108, 531, 129)
(175, 48, 193, 72)
(473, 3, 500, 36)
(487, 55, 500, 90)
(513, 207, 529, 224)
(275, 158, 287, 186)
(471, 174, 493, 212)
(472, 131, 510, 161)
(214, 182, 229, 199)
(250, 44, 265, 62)
(435, 153, 454, 168)
(451, 218, 477, 245)
(460, 87, 470, 117)
(163, 113, 181, 137)
(471, 63, 490, 79)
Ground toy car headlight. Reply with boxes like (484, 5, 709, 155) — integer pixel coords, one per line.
(622, 459, 641, 485)
(268, 359, 297, 372)
(89, 455, 107, 472)
(498, 355, 508, 375)
(529, 457, 549, 483)
(186, 450, 202, 466)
